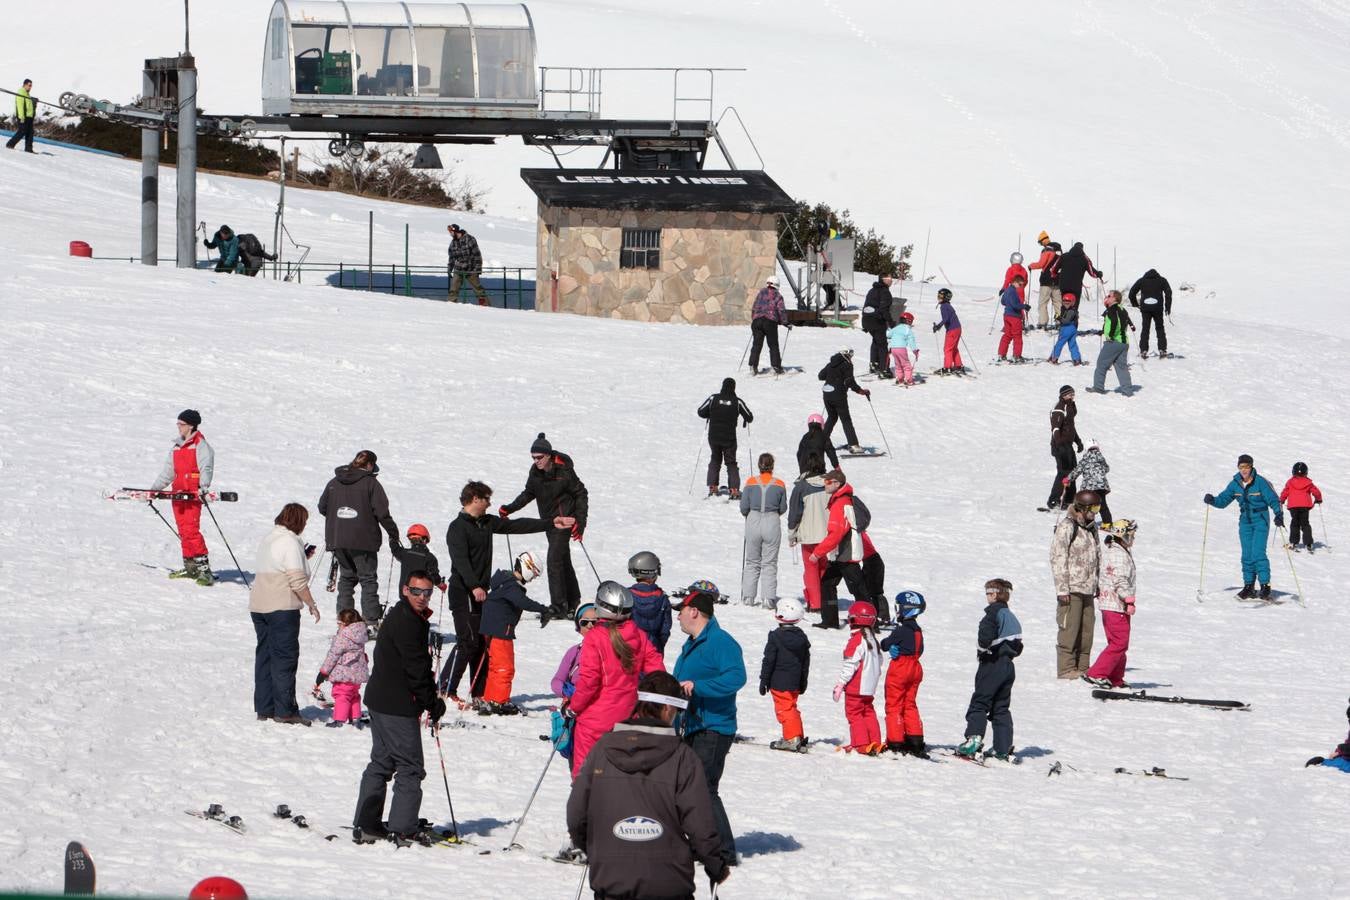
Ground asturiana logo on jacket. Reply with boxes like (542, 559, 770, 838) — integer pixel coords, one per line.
(336, 507, 358, 519)
(612, 816, 664, 842)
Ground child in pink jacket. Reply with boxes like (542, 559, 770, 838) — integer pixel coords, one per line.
(833, 600, 883, 754)
(316, 609, 369, 727)
(567, 583, 665, 778)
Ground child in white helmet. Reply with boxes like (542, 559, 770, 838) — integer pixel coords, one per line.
(759, 598, 811, 752)
(1082, 521, 1137, 689)
(478, 551, 553, 715)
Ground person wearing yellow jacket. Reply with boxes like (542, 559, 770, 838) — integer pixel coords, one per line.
(6, 79, 35, 153)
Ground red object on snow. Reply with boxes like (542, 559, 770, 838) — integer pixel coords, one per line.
(189, 876, 248, 899)
(69, 241, 92, 258)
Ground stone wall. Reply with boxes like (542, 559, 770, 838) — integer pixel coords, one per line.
(535, 205, 778, 325)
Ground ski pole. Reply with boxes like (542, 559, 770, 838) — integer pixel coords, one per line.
(503, 743, 558, 850)
(780, 324, 791, 365)
(1317, 503, 1329, 548)
(960, 337, 981, 375)
(577, 537, 602, 585)
(1277, 525, 1306, 607)
(689, 422, 707, 496)
(430, 721, 462, 839)
(432, 586, 447, 674)
(864, 395, 893, 457)
(574, 865, 589, 900)
(202, 499, 251, 589)
(385, 554, 394, 602)
(146, 499, 180, 538)
(738, 336, 751, 371)
(307, 547, 327, 587)
(506, 533, 513, 561)
(1196, 505, 1210, 603)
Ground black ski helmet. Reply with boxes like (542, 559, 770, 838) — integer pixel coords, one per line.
(1293, 461, 1308, 477)
(937, 288, 953, 302)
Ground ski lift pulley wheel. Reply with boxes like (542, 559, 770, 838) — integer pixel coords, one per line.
(346, 140, 365, 159)
(328, 139, 347, 158)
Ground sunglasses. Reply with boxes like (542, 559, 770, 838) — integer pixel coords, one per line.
(531, 454, 547, 461)
(578, 620, 596, 629)
(407, 586, 433, 598)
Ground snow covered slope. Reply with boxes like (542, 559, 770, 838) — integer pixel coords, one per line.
(10, 0, 1350, 327)
(1, 144, 1348, 898)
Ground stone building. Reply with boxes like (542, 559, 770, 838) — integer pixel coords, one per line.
(520, 169, 796, 325)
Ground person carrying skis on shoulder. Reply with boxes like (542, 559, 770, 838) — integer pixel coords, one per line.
(748, 274, 789, 375)
(1047, 386, 1083, 510)
(1304, 698, 1350, 772)
(759, 597, 810, 752)
(818, 349, 870, 454)
(932, 288, 965, 374)
(886, 312, 920, 386)
(627, 551, 672, 654)
(389, 523, 445, 593)
(1048, 294, 1083, 365)
(833, 600, 883, 754)
(957, 579, 1023, 762)
(862, 273, 895, 378)
(1051, 490, 1102, 678)
(697, 378, 753, 499)
(316, 608, 370, 727)
(1128, 268, 1173, 358)
(151, 409, 216, 586)
(796, 413, 839, 474)
(880, 590, 928, 757)
(1089, 291, 1136, 395)
(1204, 454, 1282, 600)
(997, 274, 1031, 362)
(499, 434, 589, 617)
(1066, 441, 1113, 523)
(1082, 519, 1137, 689)
(787, 452, 831, 613)
(478, 551, 552, 715)
(1279, 462, 1323, 553)
(1049, 241, 1102, 310)
(1028, 231, 1063, 331)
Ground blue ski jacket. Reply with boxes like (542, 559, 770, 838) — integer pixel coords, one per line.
(672, 616, 746, 737)
(1210, 471, 1281, 525)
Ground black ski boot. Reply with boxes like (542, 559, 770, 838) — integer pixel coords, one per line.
(1259, 583, 1272, 601)
(1237, 583, 1256, 599)
(886, 740, 908, 755)
(905, 735, 931, 759)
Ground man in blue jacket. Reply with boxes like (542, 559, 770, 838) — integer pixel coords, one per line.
(1204, 454, 1282, 600)
(672, 582, 746, 864)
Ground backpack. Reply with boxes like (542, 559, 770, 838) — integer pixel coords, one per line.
(851, 496, 871, 533)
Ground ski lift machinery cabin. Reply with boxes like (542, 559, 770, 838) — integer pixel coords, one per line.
(262, 1, 542, 117)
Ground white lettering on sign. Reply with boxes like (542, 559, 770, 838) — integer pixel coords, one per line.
(553, 175, 750, 187)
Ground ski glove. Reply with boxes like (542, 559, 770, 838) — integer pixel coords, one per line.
(759, 682, 768, 696)
(1074, 438, 1084, 451)
(1275, 513, 1285, 528)
(540, 610, 552, 628)
(1306, 756, 1326, 767)
(430, 698, 447, 722)
(932, 323, 941, 333)
(888, 644, 901, 660)
(497, 506, 510, 519)
(1203, 493, 1215, 505)
(315, 672, 328, 686)
(571, 524, 583, 541)
(861, 389, 872, 399)
(832, 684, 844, 702)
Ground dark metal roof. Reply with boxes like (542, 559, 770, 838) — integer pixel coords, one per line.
(519, 169, 796, 213)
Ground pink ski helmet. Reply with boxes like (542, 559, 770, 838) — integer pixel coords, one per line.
(807, 413, 824, 427)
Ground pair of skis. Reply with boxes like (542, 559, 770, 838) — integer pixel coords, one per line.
(1092, 689, 1249, 711)
(105, 488, 238, 503)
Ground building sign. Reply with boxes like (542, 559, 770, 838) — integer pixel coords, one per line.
(520, 168, 795, 213)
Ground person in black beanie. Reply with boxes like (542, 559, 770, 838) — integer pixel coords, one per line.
(500, 434, 589, 617)
(698, 377, 753, 499)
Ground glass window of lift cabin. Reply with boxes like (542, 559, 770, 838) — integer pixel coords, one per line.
(352, 25, 417, 96)
(475, 28, 532, 100)
(292, 25, 354, 94)
(412, 26, 474, 98)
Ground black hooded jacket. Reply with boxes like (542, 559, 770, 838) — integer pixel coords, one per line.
(566, 720, 728, 898)
(1052, 242, 1102, 297)
(363, 598, 439, 717)
(698, 377, 753, 445)
(760, 624, 811, 693)
(501, 451, 589, 532)
(862, 279, 893, 330)
(1128, 269, 1172, 314)
(796, 424, 839, 472)
(445, 510, 549, 596)
(819, 352, 863, 395)
(317, 465, 398, 552)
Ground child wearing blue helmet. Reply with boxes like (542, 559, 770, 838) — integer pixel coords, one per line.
(881, 590, 927, 757)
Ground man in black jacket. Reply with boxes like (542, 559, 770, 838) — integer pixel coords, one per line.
(500, 434, 589, 617)
(1050, 242, 1102, 307)
(818, 349, 871, 453)
(447, 223, 490, 305)
(861, 274, 895, 377)
(441, 480, 561, 702)
(1127, 268, 1173, 357)
(1047, 385, 1083, 509)
(317, 450, 399, 625)
(697, 377, 753, 499)
(353, 571, 446, 841)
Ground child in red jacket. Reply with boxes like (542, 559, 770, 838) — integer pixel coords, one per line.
(833, 600, 883, 754)
(880, 590, 927, 758)
(1280, 462, 1323, 552)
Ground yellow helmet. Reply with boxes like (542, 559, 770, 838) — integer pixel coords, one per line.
(1037, 230, 1050, 244)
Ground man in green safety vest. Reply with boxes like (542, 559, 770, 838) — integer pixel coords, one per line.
(1088, 290, 1137, 395)
(6, 78, 35, 153)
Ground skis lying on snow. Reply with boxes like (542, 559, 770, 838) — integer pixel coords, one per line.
(833, 444, 886, 459)
(107, 488, 238, 502)
(1091, 688, 1250, 710)
(274, 804, 340, 841)
(186, 804, 246, 834)
(64, 841, 95, 896)
(733, 734, 812, 753)
(1047, 760, 1189, 780)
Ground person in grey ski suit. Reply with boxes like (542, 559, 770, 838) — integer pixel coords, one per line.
(1066, 443, 1113, 523)
(739, 453, 787, 607)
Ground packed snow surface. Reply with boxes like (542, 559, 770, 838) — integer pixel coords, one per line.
(1, 144, 1347, 899)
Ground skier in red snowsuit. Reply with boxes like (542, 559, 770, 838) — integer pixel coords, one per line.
(150, 409, 216, 585)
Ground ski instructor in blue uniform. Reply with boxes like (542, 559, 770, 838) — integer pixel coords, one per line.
(1204, 454, 1282, 601)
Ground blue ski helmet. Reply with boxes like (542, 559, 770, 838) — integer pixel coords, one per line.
(895, 590, 927, 620)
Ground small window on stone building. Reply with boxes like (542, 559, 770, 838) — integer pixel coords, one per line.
(620, 227, 661, 269)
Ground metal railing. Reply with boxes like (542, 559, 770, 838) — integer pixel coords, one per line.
(538, 67, 744, 121)
(89, 256, 536, 310)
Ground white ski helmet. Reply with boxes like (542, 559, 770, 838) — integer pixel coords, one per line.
(593, 580, 634, 620)
(774, 597, 805, 624)
(514, 551, 542, 584)
(766, 274, 780, 287)
(1010, 251, 1024, 265)
(1103, 519, 1138, 542)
